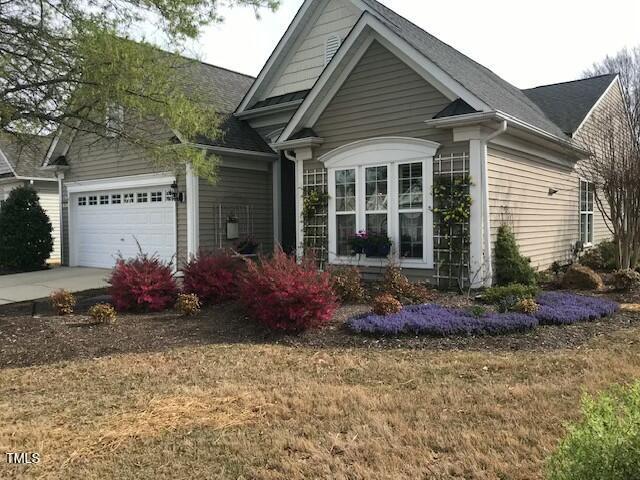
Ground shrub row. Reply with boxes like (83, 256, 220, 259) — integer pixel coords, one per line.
(106, 249, 337, 332)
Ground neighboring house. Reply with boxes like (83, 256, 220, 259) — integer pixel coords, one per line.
(0, 135, 61, 263)
(42, 0, 626, 287)
(234, 0, 625, 287)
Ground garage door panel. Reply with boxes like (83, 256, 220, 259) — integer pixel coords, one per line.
(71, 185, 176, 269)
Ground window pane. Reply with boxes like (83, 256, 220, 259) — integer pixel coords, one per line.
(335, 169, 356, 213)
(399, 162, 423, 209)
(581, 213, 587, 243)
(588, 214, 594, 244)
(336, 214, 356, 256)
(365, 166, 387, 211)
(580, 181, 587, 211)
(400, 212, 423, 259)
(366, 213, 387, 236)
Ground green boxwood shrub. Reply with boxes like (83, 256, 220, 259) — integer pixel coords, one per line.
(494, 225, 537, 286)
(0, 186, 53, 271)
(547, 381, 640, 480)
(482, 284, 539, 306)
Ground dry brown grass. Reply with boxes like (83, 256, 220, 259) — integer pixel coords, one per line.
(1, 326, 640, 479)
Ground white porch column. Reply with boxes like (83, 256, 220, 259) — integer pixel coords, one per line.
(293, 147, 313, 261)
(468, 138, 486, 288)
(186, 163, 200, 258)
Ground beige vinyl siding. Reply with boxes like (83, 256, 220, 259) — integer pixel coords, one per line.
(313, 40, 464, 160)
(199, 163, 273, 253)
(573, 82, 624, 246)
(488, 146, 581, 270)
(1, 180, 60, 262)
(36, 182, 61, 262)
(268, 0, 360, 98)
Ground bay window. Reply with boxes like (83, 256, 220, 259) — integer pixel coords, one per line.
(326, 138, 439, 267)
(580, 180, 594, 245)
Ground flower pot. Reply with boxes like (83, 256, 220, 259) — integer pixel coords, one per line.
(365, 244, 391, 258)
(352, 246, 364, 254)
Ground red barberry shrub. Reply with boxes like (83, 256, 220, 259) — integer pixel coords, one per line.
(182, 250, 244, 305)
(108, 253, 178, 312)
(238, 249, 338, 332)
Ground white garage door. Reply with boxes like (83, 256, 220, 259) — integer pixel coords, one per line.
(70, 186, 176, 269)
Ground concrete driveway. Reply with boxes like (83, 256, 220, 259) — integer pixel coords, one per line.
(0, 267, 110, 305)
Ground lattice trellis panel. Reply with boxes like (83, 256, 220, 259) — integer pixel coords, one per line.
(433, 153, 471, 289)
(303, 168, 328, 268)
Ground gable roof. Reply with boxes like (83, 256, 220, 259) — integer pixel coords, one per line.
(522, 74, 619, 135)
(0, 134, 55, 180)
(43, 58, 273, 164)
(356, 0, 569, 140)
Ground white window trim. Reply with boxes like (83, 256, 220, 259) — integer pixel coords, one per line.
(580, 179, 595, 247)
(325, 137, 439, 268)
(66, 172, 175, 193)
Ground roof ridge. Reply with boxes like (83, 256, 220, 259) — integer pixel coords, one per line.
(524, 73, 618, 91)
(189, 57, 256, 80)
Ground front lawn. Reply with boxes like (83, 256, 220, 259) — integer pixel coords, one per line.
(1, 298, 640, 479)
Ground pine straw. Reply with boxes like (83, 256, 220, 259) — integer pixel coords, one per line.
(61, 392, 261, 467)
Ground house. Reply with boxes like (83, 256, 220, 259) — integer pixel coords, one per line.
(1, 134, 61, 263)
(235, 0, 623, 287)
(43, 0, 626, 287)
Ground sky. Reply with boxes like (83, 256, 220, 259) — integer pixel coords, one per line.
(182, 0, 640, 89)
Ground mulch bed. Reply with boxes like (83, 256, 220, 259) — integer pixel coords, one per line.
(2, 288, 640, 369)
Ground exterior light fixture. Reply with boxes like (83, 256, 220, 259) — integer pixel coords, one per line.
(168, 181, 184, 202)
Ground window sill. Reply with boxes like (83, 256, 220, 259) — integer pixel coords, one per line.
(329, 254, 433, 269)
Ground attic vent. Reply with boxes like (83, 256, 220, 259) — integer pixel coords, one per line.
(325, 35, 341, 66)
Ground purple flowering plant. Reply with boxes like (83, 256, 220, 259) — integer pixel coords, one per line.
(534, 291, 619, 325)
(347, 292, 619, 337)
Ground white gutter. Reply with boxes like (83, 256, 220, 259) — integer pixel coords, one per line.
(183, 143, 278, 160)
(481, 121, 507, 286)
(426, 111, 588, 157)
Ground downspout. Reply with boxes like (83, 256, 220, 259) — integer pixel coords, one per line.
(480, 120, 507, 286)
(56, 172, 65, 265)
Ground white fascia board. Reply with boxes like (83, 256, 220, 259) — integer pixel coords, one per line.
(235, 100, 304, 120)
(277, 13, 489, 144)
(42, 130, 62, 167)
(573, 75, 620, 135)
(0, 146, 18, 177)
(184, 143, 278, 160)
(236, 0, 326, 113)
(271, 137, 325, 151)
(66, 172, 175, 193)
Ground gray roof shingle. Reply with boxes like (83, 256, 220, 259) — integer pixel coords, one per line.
(0, 134, 55, 179)
(194, 114, 274, 154)
(359, 0, 571, 140)
(178, 61, 274, 154)
(523, 74, 618, 135)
